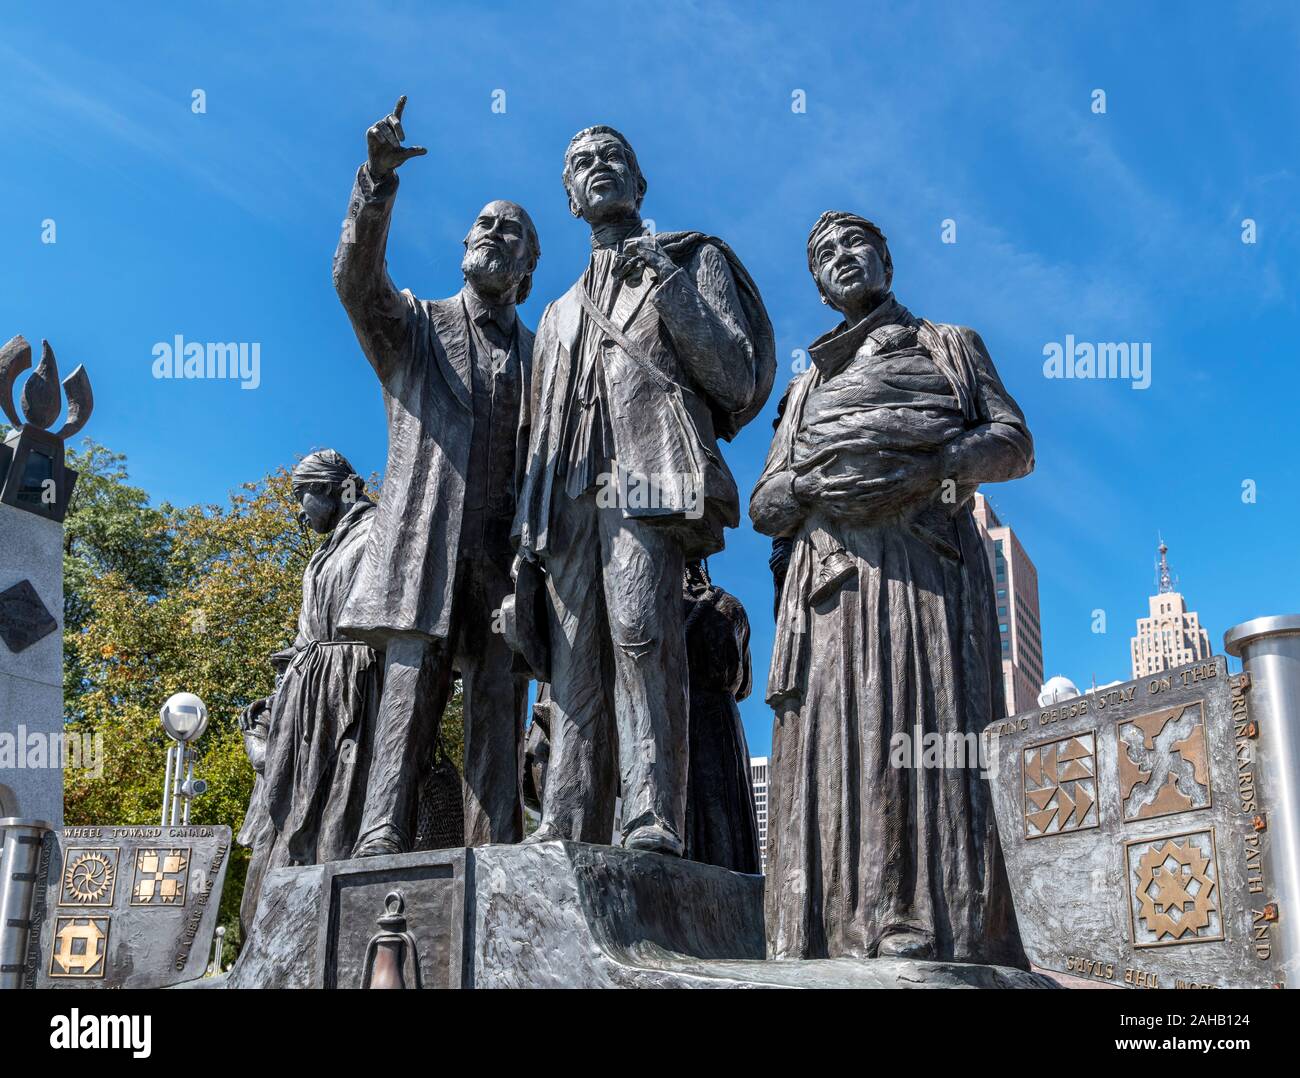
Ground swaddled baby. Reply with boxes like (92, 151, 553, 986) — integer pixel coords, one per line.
(793, 338, 966, 497)
(791, 332, 968, 601)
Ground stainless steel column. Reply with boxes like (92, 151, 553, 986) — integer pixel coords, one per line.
(1225, 614, 1300, 987)
(0, 818, 51, 989)
(160, 743, 174, 827)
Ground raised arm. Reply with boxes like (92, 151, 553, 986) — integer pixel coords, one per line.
(332, 95, 429, 382)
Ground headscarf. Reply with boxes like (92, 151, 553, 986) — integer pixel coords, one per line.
(806, 210, 893, 288)
(291, 449, 363, 496)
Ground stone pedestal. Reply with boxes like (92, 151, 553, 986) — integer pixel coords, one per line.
(228, 840, 765, 989)
(0, 502, 65, 828)
(221, 840, 1052, 989)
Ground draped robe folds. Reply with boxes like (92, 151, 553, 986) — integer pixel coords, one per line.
(750, 295, 1032, 966)
(263, 499, 383, 866)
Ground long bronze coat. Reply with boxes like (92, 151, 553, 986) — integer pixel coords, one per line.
(333, 165, 534, 644)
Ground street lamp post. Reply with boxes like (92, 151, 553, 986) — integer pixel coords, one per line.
(208, 924, 226, 976)
(159, 692, 209, 827)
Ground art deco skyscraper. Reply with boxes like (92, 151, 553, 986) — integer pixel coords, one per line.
(1130, 538, 1212, 678)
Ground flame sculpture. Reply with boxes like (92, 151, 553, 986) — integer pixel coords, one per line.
(0, 334, 94, 522)
(1, 336, 94, 438)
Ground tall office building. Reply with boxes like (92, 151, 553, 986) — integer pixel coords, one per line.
(750, 756, 769, 873)
(971, 492, 1044, 716)
(1130, 538, 1211, 678)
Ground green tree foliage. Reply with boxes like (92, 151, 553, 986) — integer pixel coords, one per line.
(61, 441, 172, 715)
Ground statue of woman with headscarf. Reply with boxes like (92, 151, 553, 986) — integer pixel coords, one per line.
(750, 212, 1032, 966)
(250, 450, 382, 893)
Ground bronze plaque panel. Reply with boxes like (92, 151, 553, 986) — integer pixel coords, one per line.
(27, 825, 231, 988)
(319, 850, 466, 989)
(984, 657, 1283, 989)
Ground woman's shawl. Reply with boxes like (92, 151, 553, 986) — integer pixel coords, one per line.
(759, 296, 1030, 704)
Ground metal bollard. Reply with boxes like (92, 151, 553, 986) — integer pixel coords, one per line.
(0, 818, 51, 989)
(1225, 614, 1300, 986)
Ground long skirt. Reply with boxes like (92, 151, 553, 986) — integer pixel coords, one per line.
(766, 508, 1025, 966)
(685, 690, 761, 874)
(263, 640, 382, 864)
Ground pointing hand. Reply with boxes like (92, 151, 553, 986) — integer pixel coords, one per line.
(366, 95, 428, 180)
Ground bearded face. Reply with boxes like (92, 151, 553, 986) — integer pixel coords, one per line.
(461, 201, 536, 299)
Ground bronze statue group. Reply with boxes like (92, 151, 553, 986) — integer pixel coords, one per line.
(238, 97, 1033, 970)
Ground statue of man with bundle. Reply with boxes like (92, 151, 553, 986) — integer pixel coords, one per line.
(511, 125, 775, 855)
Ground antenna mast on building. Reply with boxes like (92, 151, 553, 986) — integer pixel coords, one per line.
(1156, 534, 1176, 594)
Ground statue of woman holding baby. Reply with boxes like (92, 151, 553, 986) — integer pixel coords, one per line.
(751, 211, 1033, 966)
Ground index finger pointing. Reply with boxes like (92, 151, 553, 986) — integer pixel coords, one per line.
(393, 94, 408, 120)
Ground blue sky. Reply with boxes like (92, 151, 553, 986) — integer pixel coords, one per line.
(3, 2, 1297, 755)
